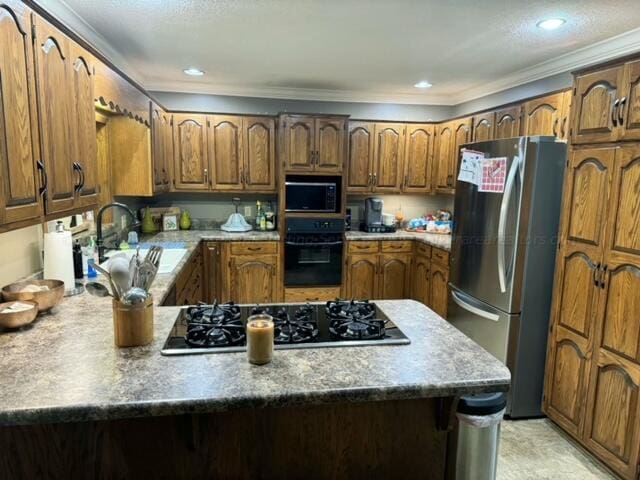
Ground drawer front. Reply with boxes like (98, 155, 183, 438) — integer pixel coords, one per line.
(230, 242, 278, 255)
(415, 242, 432, 258)
(284, 287, 341, 303)
(432, 248, 449, 266)
(347, 241, 379, 254)
(381, 241, 413, 253)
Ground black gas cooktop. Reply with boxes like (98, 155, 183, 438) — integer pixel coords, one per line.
(161, 300, 410, 356)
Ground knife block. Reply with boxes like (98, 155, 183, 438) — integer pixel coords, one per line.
(112, 295, 154, 347)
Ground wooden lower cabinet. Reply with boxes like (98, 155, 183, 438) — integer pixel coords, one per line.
(203, 241, 221, 303)
(345, 254, 378, 300)
(223, 242, 281, 304)
(378, 253, 412, 300)
(284, 287, 341, 303)
(411, 247, 449, 319)
(412, 254, 431, 306)
(174, 248, 204, 306)
(429, 262, 449, 319)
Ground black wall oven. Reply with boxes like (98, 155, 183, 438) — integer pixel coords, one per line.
(285, 175, 341, 213)
(284, 219, 344, 287)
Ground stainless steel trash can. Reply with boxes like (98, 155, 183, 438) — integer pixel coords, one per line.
(455, 392, 507, 480)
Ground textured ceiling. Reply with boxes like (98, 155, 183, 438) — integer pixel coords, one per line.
(45, 0, 640, 103)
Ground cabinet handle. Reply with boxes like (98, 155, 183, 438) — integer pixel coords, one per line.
(204, 168, 209, 185)
(247, 246, 261, 251)
(552, 118, 559, 137)
(593, 262, 601, 287)
(306, 297, 319, 301)
(37, 160, 47, 196)
(599, 264, 608, 289)
(73, 163, 82, 192)
(373, 173, 377, 186)
(612, 99, 620, 127)
(618, 97, 626, 125)
(368, 173, 373, 185)
(162, 168, 169, 184)
(404, 175, 408, 188)
(78, 163, 85, 190)
(560, 117, 567, 138)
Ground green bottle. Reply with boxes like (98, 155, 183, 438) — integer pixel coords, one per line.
(179, 210, 192, 230)
(141, 207, 157, 234)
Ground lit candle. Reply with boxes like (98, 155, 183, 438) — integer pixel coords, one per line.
(246, 314, 274, 365)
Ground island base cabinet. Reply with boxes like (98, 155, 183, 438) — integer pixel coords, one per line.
(0, 398, 450, 479)
(222, 242, 281, 303)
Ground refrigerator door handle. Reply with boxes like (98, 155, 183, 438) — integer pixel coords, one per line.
(451, 289, 501, 322)
(497, 154, 521, 293)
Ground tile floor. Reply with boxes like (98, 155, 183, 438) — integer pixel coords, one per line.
(497, 419, 616, 479)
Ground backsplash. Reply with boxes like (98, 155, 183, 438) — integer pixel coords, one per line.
(346, 194, 454, 225)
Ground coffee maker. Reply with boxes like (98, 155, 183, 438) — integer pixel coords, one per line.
(361, 197, 396, 233)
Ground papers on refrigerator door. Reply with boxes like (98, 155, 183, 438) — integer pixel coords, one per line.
(479, 157, 507, 193)
(458, 149, 484, 186)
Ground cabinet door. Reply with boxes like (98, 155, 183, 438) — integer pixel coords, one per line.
(571, 67, 624, 144)
(283, 116, 314, 172)
(620, 60, 640, 141)
(0, 1, 42, 225)
(403, 124, 434, 193)
(34, 18, 76, 215)
(346, 255, 378, 300)
(69, 44, 98, 207)
(434, 122, 454, 193)
(522, 92, 564, 137)
(346, 122, 374, 193)
(244, 116, 276, 191)
(494, 106, 521, 140)
(162, 113, 173, 187)
(451, 118, 472, 184)
(203, 242, 221, 303)
(412, 255, 431, 305)
(378, 253, 411, 300)
(315, 118, 344, 173)
(559, 90, 572, 141)
(373, 123, 405, 192)
(173, 114, 209, 190)
(229, 255, 277, 304)
(151, 105, 165, 191)
(429, 262, 449, 318)
(209, 115, 243, 191)
(472, 112, 494, 142)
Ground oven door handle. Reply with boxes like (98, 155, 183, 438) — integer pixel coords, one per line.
(285, 241, 344, 247)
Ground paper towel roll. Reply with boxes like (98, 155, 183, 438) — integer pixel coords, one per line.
(44, 228, 76, 294)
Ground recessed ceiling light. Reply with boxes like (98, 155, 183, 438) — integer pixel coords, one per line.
(414, 81, 433, 89)
(183, 67, 205, 76)
(536, 18, 566, 30)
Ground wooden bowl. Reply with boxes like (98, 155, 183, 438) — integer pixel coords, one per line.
(0, 300, 39, 329)
(1, 279, 65, 313)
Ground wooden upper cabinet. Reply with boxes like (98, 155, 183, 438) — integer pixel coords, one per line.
(209, 115, 243, 191)
(315, 118, 344, 172)
(373, 123, 405, 192)
(620, 59, 640, 141)
(283, 115, 314, 172)
(162, 113, 173, 186)
(607, 145, 640, 259)
(33, 17, 76, 215)
(282, 115, 345, 173)
(522, 92, 565, 137)
(494, 106, 522, 140)
(173, 114, 208, 190)
(451, 118, 472, 180)
(403, 124, 434, 193)
(472, 112, 495, 142)
(243, 116, 276, 191)
(378, 253, 411, 300)
(434, 122, 454, 193)
(572, 67, 624, 144)
(347, 122, 374, 193)
(151, 106, 165, 191)
(69, 44, 98, 208)
(0, 1, 43, 226)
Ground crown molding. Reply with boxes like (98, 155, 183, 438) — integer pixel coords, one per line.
(450, 27, 640, 105)
(145, 81, 453, 105)
(34, 0, 146, 85)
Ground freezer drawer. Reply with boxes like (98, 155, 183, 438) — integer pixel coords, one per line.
(448, 286, 545, 418)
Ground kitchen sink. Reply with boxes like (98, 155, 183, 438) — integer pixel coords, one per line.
(101, 247, 188, 274)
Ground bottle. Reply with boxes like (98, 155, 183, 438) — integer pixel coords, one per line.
(255, 201, 262, 229)
(73, 240, 83, 279)
(260, 210, 267, 231)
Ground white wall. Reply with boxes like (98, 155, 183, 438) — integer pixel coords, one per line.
(347, 194, 454, 224)
(0, 225, 43, 286)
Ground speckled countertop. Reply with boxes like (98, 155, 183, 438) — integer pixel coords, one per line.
(345, 230, 452, 251)
(0, 229, 508, 427)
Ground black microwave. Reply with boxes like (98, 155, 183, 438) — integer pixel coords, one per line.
(285, 179, 339, 213)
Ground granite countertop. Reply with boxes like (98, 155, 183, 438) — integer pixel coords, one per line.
(0, 228, 507, 427)
(345, 230, 452, 251)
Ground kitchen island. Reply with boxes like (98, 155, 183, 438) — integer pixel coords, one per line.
(0, 231, 509, 479)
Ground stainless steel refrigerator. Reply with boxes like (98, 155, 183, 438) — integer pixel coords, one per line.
(448, 136, 566, 418)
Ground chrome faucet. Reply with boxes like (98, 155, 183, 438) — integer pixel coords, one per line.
(96, 202, 140, 263)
